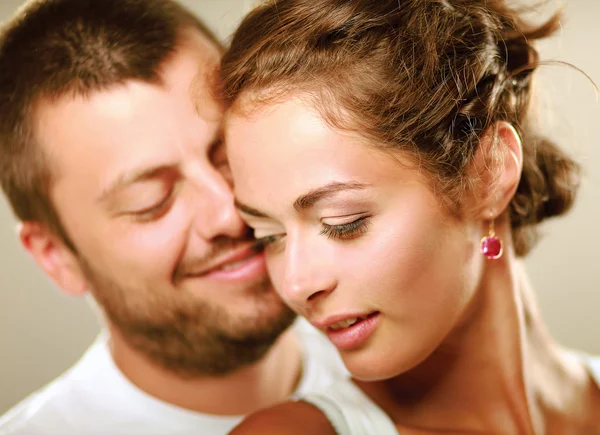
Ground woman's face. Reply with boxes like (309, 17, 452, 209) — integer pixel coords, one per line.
(226, 96, 485, 380)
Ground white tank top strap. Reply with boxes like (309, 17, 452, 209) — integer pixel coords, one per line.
(584, 355, 600, 387)
(294, 378, 398, 435)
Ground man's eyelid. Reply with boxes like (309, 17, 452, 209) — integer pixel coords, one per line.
(117, 182, 177, 216)
(136, 188, 174, 213)
(238, 208, 274, 222)
(243, 218, 285, 239)
(253, 229, 283, 239)
(245, 217, 283, 230)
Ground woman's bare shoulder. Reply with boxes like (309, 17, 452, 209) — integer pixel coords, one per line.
(229, 400, 337, 435)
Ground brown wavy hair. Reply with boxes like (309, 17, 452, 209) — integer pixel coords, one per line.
(220, 0, 581, 256)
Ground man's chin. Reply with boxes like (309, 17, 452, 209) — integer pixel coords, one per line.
(85, 259, 296, 377)
(230, 294, 296, 333)
(109, 300, 297, 378)
(229, 305, 297, 342)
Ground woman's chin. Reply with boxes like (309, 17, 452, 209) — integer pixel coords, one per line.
(341, 349, 419, 382)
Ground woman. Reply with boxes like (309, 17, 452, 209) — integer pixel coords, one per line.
(220, 0, 600, 433)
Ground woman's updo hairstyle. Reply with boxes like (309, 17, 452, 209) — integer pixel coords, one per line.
(220, 0, 580, 256)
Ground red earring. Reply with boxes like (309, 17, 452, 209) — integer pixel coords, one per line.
(480, 215, 503, 259)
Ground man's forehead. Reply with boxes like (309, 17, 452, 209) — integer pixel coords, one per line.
(34, 29, 224, 188)
(35, 82, 214, 186)
(191, 71, 223, 122)
(186, 57, 223, 120)
(167, 30, 223, 122)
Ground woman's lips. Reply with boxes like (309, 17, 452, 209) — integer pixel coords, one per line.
(313, 311, 381, 351)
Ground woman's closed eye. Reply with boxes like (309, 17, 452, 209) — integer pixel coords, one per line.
(250, 214, 372, 248)
(320, 215, 372, 240)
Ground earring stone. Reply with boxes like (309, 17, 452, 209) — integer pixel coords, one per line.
(480, 216, 503, 259)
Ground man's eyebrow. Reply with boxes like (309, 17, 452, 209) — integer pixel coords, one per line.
(97, 164, 177, 202)
(293, 182, 368, 211)
(235, 199, 270, 218)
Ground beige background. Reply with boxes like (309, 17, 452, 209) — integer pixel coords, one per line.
(0, 0, 598, 414)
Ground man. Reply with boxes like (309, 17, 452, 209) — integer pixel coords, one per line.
(0, 1, 344, 434)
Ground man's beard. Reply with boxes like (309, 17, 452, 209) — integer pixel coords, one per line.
(79, 256, 296, 378)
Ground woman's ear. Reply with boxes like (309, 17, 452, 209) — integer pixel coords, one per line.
(468, 121, 523, 219)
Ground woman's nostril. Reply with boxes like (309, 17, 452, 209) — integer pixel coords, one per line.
(307, 290, 326, 302)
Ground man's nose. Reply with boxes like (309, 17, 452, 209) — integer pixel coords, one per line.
(188, 164, 247, 240)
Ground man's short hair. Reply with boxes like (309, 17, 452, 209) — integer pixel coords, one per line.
(0, 0, 219, 246)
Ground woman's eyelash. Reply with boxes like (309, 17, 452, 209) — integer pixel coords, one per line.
(320, 216, 371, 240)
(252, 216, 371, 247)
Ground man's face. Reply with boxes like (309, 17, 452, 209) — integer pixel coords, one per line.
(33, 32, 295, 376)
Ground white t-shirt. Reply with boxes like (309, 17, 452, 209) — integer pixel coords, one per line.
(0, 319, 346, 435)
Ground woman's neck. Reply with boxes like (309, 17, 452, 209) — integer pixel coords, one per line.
(358, 255, 595, 434)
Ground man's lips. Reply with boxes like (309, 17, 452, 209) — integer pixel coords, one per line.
(183, 243, 263, 278)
